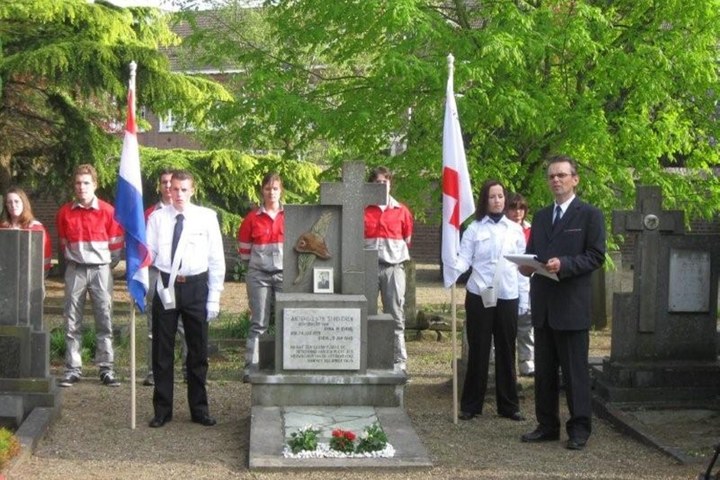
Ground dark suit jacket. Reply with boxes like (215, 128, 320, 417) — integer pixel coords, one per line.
(526, 197, 606, 331)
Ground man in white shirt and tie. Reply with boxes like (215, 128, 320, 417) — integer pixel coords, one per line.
(145, 170, 225, 428)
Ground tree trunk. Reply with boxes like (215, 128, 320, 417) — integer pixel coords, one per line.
(0, 150, 12, 194)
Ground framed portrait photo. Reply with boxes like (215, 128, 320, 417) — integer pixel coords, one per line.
(313, 267, 334, 294)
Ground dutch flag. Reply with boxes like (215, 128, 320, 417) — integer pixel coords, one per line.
(115, 62, 151, 311)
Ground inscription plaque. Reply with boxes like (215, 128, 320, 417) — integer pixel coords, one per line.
(283, 308, 361, 370)
(668, 249, 710, 312)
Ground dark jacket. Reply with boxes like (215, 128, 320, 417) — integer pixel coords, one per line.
(526, 196, 606, 330)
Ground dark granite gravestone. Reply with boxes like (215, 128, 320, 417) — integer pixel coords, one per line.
(593, 186, 720, 404)
(250, 161, 403, 403)
(248, 162, 431, 470)
(0, 229, 61, 434)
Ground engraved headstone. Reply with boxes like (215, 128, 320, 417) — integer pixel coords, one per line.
(249, 162, 405, 407)
(668, 249, 710, 312)
(247, 163, 431, 470)
(593, 186, 720, 404)
(283, 307, 362, 370)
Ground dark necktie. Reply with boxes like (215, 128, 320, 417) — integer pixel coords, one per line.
(553, 205, 562, 226)
(171, 213, 184, 262)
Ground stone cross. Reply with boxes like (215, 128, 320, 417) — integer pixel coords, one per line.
(320, 162, 387, 294)
(612, 186, 684, 332)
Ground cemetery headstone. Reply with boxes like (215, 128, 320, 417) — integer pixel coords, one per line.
(248, 162, 431, 470)
(0, 229, 61, 432)
(593, 186, 720, 403)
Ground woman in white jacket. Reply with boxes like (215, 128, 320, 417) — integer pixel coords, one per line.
(452, 180, 526, 421)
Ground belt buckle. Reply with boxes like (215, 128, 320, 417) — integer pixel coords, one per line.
(176, 275, 187, 283)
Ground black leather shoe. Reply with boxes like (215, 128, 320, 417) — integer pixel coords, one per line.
(191, 415, 217, 426)
(502, 411, 526, 422)
(521, 429, 560, 442)
(458, 411, 479, 421)
(148, 415, 171, 428)
(566, 438, 587, 450)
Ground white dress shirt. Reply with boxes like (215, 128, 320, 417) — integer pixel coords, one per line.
(453, 215, 526, 299)
(554, 194, 576, 220)
(147, 203, 225, 303)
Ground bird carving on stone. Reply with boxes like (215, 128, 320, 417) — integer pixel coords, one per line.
(294, 232, 331, 259)
(294, 210, 333, 285)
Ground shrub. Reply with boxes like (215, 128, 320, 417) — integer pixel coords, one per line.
(0, 428, 20, 470)
(210, 310, 251, 339)
(49, 325, 97, 364)
(287, 426, 320, 454)
(355, 423, 388, 454)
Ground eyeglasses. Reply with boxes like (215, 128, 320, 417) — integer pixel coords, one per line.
(547, 173, 574, 180)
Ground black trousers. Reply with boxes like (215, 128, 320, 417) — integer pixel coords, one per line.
(151, 275, 209, 420)
(461, 292, 519, 416)
(534, 325, 591, 440)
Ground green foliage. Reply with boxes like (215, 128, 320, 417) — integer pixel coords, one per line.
(355, 422, 388, 454)
(49, 325, 97, 364)
(231, 259, 247, 282)
(287, 425, 320, 454)
(177, 0, 720, 234)
(49, 326, 66, 363)
(124, 147, 321, 235)
(210, 310, 251, 339)
(0, 0, 232, 194)
(0, 427, 20, 470)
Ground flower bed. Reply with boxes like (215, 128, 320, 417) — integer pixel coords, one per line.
(284, 423, 395, 459)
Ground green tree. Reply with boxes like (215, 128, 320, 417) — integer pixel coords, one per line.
(130, 146, 321, 234)
(177, 0, 720, 228)
(0, 0, 233, 196)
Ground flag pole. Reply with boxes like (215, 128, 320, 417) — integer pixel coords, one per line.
(130, 303, 137, 430)
(442, 52, 474, 425)
(451, 282, 458, 424)
(448, 53, 458, 425)
(128, 60, 137, 430)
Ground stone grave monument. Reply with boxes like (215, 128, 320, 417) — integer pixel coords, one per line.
(0, 229, 61, 448)
(248, 162, 430, 470)
(593, 186, 720, 404)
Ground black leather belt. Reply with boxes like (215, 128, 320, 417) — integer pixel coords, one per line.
(160, 271, 208, 285)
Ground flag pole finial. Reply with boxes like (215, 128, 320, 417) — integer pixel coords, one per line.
(129, 61, 137, 91)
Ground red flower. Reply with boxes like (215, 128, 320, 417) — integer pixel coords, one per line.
(332, 428, 356, 440)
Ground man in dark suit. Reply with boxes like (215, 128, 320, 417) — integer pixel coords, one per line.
(519, 155, 606, 450)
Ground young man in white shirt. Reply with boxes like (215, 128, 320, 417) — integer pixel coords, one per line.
(146, 170, 225, 428)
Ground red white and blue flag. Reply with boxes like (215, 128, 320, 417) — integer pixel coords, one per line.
(115, 63, 151, 311)
(441, 54, 475, 288)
